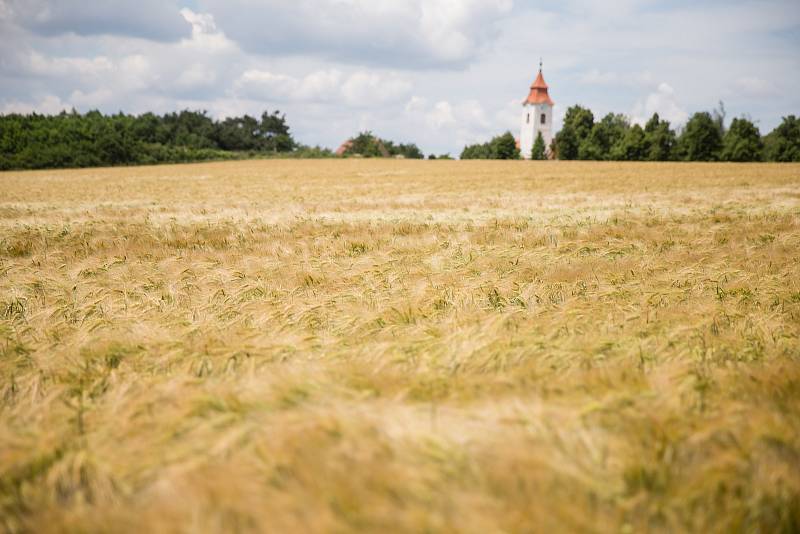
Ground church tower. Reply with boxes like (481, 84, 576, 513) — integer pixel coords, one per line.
(520, 61, 555, 159)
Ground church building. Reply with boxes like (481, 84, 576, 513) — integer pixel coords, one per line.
(519, 62, 555, 159)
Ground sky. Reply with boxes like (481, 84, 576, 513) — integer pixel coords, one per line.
(1, 0, 799, 156)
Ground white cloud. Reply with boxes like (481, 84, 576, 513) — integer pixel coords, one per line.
(426, 101, 456, 129)
(459, 100, 491, 129)
(1, 0, 799, 157)
(418, 0, 513, 62)
(0, 1, 13, 20)
(297, 70, 343, 100)
(631, 83, 689, 126)
(734, 76, 777, 98)
(4, 0, 189, 41)
(405, 96, 428, 114)
(197, 0, 513, 68)
(2, 8, 241, 112)
(579, 69, 618, 85)
(235, 69, 410, 106)
(27, 52, 113, 77)
(15, 9, 234, 96)
(406, 97, 491, 131)
(496, 99, 523, 132)
(561, 0, 651, 20)
(1, 94, 71, 114)
(402, 97, 495, 152)
(340, 71, 412, 106)
(175, 63, 218, 89)
(236, 70, 303, 100)
(579, 69, 654, 87)
(117, 55, 155, 91)
(69, 88, 114, 108)
(178, 8, 236, 53)
(180, 8, 216, 36)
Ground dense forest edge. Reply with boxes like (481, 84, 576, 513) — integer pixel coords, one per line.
(1, 104, 798, 170)
(0, 110, 424, 171)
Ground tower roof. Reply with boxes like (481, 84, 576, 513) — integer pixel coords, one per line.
(524, 68, 554, 106)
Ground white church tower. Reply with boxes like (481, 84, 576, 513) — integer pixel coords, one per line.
(519, 61, 555, 159)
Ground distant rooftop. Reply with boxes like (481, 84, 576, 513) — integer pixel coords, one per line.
(524, 68, 554, 106)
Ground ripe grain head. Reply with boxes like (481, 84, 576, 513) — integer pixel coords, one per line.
(1, 160, 799, 532)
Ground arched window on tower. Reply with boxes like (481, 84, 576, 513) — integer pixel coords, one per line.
(526, 113, 530, 124)
(540, 114, 546, 125)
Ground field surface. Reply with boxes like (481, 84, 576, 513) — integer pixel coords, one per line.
(1, 160, 800, 533)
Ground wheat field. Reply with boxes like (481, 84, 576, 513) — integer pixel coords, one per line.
(1, 160, 799, 533)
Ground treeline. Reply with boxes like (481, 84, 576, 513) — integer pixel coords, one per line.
(4, 106, 797, 170)
(555, 106, 799, 162)
(0, 109, 335, 170)
(341, 131, 424, 159)
(460, 107, 800, 162)
(460, 132, 520, 160)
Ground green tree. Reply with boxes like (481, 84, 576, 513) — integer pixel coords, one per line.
(579, 113, 629, 160)
(677, 112, 723, 161)
(460, 132, 519, 160)
(643, 113, 677, 161)
(394, 143, 424, 159)
(172, 110, 216, 149)
(132, 112, 161, 144)
(555, 105, 594, 160)
(215, 115, 261, 151)
(259, 110, 295, 152)
(763, 115, 800, 162)
(460, 142, 491, 159)
(0, 107, 305, 170)
(721, 117, 763, 162)
(96, 117, 138, 165)
(612, 124, 646, 161)
(342, 132, 421, 158)
(531, 132, 546, 160)
(347, 131, 384, 157)
(490, 132, 520, 160)
(290, 144, 335, 158)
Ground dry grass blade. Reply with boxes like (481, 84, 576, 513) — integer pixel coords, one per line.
(1, 159, 799, 533)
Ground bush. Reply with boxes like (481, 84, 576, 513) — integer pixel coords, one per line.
(341, 132, 423, 159)
(460, 132, 519, 160)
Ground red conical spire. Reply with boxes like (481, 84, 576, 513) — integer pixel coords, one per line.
(524, 61, 554, 105)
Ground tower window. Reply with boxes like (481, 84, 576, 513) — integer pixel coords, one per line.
(540, 114, 546, 125)
(526, 113, 530, 124)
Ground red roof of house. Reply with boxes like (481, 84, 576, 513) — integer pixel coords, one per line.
(524, 70, 554, 106)
(335, 140, 353, 156)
